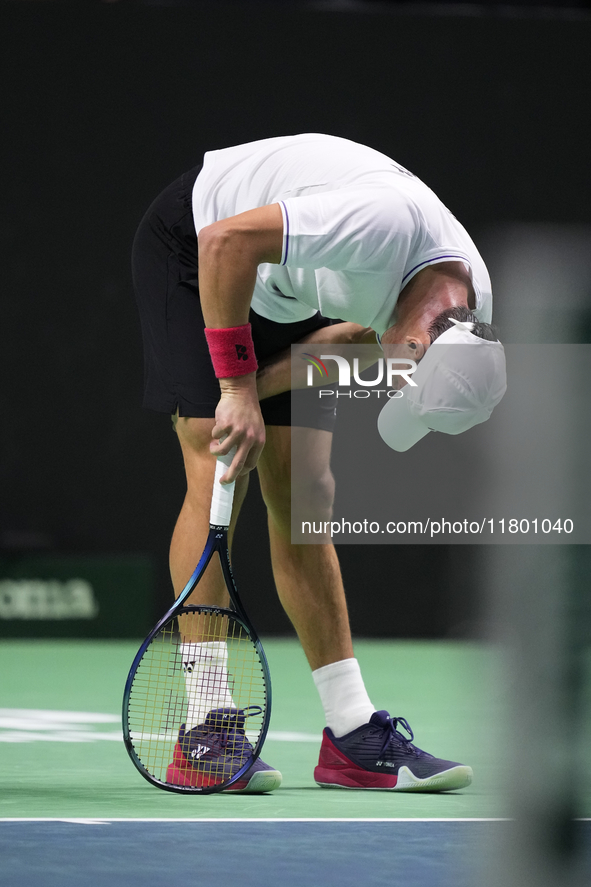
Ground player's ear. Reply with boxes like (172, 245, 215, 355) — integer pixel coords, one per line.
(405, 337, 427, 360)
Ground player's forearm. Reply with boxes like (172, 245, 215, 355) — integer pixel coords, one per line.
(197, 228, 259, 329)
(257, 322, 380, 400)
(198, 207, 283, 477)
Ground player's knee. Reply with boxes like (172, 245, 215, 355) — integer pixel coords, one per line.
(299, 469, 335, 519)
(263, 467, 335, 527)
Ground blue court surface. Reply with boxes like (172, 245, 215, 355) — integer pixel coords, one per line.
(0, 820, 505, 887)
(2, 820, 590, 887)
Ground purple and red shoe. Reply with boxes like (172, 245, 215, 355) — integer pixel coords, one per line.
(166, 707, 281, 793)
(314, 711, 473, 792)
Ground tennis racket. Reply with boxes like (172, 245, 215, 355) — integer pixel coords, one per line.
(122, 449, 271, 794)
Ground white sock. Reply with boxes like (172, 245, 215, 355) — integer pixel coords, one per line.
(180, 641, 235, 729)
(312, 658, 375, 738)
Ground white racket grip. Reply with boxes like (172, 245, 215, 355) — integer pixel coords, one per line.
(210, 448, 237, 527)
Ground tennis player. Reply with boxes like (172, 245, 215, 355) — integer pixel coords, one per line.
(132, 134, 506, 793)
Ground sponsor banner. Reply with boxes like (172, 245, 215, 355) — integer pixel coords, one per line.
(0, 555, 154, 638)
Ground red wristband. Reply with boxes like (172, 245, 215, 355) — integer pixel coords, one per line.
(204, 324, 258, 378)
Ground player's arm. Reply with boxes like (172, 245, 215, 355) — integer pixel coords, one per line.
(198, 204, 283, 326)
(257, 323, 379, 400)
(197, 203, 283, 483)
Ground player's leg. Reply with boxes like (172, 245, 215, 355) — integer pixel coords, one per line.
(167, 413, 281, 792)
(258, 424, 473, 792)
(171, 412, 252, 705)
(170, 412, 249, 602)
(257, 424, 353, 670)
(258, 425, 376, 735)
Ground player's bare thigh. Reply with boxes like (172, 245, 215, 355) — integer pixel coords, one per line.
(173, 413, 249, 519)
(171, 414, 250, 605)
(174, 414, 216, 488)
(257, 425, 335, 536)
(173, 416, 335, 540)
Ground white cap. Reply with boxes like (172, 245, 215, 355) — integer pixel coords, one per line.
(377, 319, 507, 452)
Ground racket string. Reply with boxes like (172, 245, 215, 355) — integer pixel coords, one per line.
(127, 607, 267, 789)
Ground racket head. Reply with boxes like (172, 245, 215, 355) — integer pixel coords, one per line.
(123, 604, 271, 794)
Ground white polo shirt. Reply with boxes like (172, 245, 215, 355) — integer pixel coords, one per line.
(192, 134, 492, 334)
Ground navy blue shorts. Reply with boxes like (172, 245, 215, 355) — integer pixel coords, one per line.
(131, 165, 337, 430)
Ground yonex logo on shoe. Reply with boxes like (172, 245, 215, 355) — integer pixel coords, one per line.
(235, 344, 249, 361)
(190, 744, 211, 759)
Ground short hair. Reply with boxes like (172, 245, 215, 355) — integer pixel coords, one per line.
(427, 306, 498, 344)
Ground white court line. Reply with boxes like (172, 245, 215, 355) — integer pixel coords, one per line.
(128, 730, 318, 743)
(0, 817, 513, 823)
(2, 817, 589, 823)
(0, 708, 319, 745)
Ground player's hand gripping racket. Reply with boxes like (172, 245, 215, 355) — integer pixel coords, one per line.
(123, 449, 271, 793)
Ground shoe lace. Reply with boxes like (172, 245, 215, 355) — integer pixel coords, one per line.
(205, 705, 263, 752)
(379, 715, 419, 758)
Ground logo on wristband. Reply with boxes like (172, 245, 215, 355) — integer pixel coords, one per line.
(204, 325, 257, 377)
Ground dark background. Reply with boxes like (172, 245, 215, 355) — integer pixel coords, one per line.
(2, 2, 590, 638)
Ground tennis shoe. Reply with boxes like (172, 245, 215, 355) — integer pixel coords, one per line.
(166, 706, 282, 793)
(314, 710, 473, 792)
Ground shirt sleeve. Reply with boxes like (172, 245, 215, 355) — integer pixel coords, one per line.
(278, 189, 416, 273)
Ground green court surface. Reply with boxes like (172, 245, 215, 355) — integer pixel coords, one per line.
(0, 637, 512, 821)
